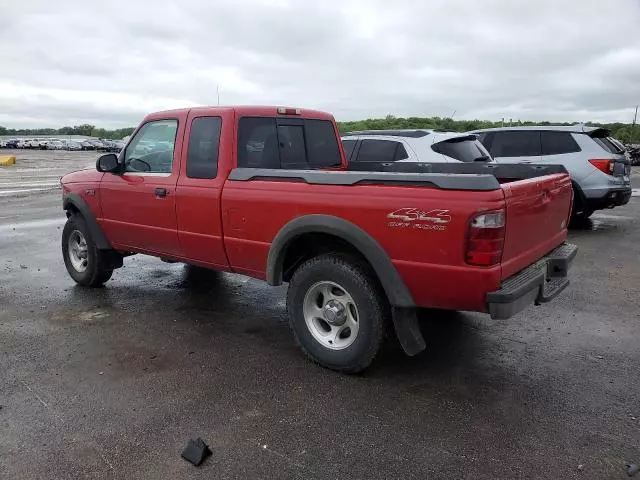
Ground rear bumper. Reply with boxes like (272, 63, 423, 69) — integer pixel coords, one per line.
(585, 187, 632, 210)
(486, 243, 578, 320)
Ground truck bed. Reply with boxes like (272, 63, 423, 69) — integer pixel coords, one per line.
(346, 161, 568, 183)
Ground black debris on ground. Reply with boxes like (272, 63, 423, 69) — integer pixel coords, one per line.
(181, 438, 212, 467)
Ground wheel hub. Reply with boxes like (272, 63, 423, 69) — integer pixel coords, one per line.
(323, 299, 347, 326)
(68, 230, 89, 273)
(302, 281, 360, 351)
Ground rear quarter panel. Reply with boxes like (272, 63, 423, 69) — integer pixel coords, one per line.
(221, 181, 506, 311)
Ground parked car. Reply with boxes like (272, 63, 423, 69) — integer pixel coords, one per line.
(341, 129, 493, 164)
(628, 145, 640, 166)
(60, 106, 576, 373)
(101, 140, 126, 153)
(88, 140, 107, 151)
(469, 126, 632, 219)
(65, 141, 83, 151)
(80, 141, 95, 150)
(46, 140, 65, 150)
(0, 140, 7, 148)
(111, 140, 126, 153)
(5, 139, 20, 149)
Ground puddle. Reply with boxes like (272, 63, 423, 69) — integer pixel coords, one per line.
(569, 218, 618, 232)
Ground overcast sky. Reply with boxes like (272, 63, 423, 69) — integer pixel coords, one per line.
(1, 0, 639, 128)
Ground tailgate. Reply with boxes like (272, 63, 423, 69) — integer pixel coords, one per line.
(500, 173, 573, 280)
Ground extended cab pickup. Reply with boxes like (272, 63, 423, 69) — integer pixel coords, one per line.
(60, 106, 577, 373)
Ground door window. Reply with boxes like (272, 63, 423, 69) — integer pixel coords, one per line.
(354, 139, 405, 162)
(124, 119, 178, 173)
(186, 117, 222, 179)
(490, 131, 541, 157)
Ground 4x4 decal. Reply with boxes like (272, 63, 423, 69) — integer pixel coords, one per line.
(387, 208, 451, 231)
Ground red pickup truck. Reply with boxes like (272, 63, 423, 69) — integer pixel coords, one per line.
(60, 106, 577, 372)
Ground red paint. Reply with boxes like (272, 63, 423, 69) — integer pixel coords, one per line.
(61, 106, 573, 313)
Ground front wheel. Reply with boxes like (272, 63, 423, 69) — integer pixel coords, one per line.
(287, 255, 388, 373)
(62, 215, 113, 287)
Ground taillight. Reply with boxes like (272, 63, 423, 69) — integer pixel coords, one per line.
(466, 210, 506, 266)
(589, 159, 614, 175)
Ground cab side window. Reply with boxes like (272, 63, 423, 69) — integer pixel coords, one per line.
(186, 117, 222, 179)
(124, 119, 178, 174)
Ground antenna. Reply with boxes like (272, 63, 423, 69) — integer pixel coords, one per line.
(217, 85, 220, 106)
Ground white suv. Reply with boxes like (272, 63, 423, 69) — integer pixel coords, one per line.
(341, 129, 493, 164)
(469, 126, 632, 219)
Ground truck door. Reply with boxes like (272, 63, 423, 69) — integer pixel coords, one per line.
(174, 112, 230, 268)
(100, 117, 183, 256)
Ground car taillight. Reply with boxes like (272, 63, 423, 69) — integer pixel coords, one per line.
(466, 210, 505, 267)
(589, 159, 614, 175)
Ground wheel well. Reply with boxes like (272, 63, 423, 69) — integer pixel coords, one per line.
(571, 181, 587, 214)
(281, 233, 373, 283)
(65, 204, 80, 218)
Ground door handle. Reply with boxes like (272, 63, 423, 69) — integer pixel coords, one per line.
(154, 188, 167, 197)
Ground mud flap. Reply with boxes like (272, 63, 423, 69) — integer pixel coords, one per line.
(392, 307, 426, 356)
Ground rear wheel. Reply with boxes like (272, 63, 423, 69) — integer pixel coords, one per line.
(287, 254, 388, 373)
(570, 187, 593, 221)
(62, 215, 113, 287)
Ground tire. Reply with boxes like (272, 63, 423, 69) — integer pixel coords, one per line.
(62, 215, 113, 287)
(570, 186, 593, 221)
(287, 254, 388, 373)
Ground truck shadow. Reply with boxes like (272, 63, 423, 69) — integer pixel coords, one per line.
(375, 309, 486, 375)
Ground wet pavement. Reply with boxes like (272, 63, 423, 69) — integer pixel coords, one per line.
(1, 152, 640, 479)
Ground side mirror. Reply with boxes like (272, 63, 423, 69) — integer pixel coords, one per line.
(96, 153, 120, 173)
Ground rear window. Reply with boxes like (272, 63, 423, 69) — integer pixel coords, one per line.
(431, 138, 490, 162)
(490, 131, 541, 157)
(237, 117, 341, 169)
(541, 131, 581, 155)
(305, 119, 342, 168)
(354, 139, 407, 162)
(592, 136, 624, 154)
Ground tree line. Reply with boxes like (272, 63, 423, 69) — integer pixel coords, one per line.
(0, 124, 135, 140)
(2, 116, 639, 144)
(337, 115, 640, 144)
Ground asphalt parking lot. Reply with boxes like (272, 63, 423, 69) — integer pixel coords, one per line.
(1, 150, 639, 479)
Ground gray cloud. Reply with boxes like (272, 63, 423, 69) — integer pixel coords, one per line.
(1, 0, 639, 128)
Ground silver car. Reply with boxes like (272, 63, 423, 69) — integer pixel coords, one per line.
(469, 126, 632, 219)
(341, 129, 493, 164)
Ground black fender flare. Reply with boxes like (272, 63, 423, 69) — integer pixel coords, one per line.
(62, 193, 112, 250)
(266, 215, 425, 356)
